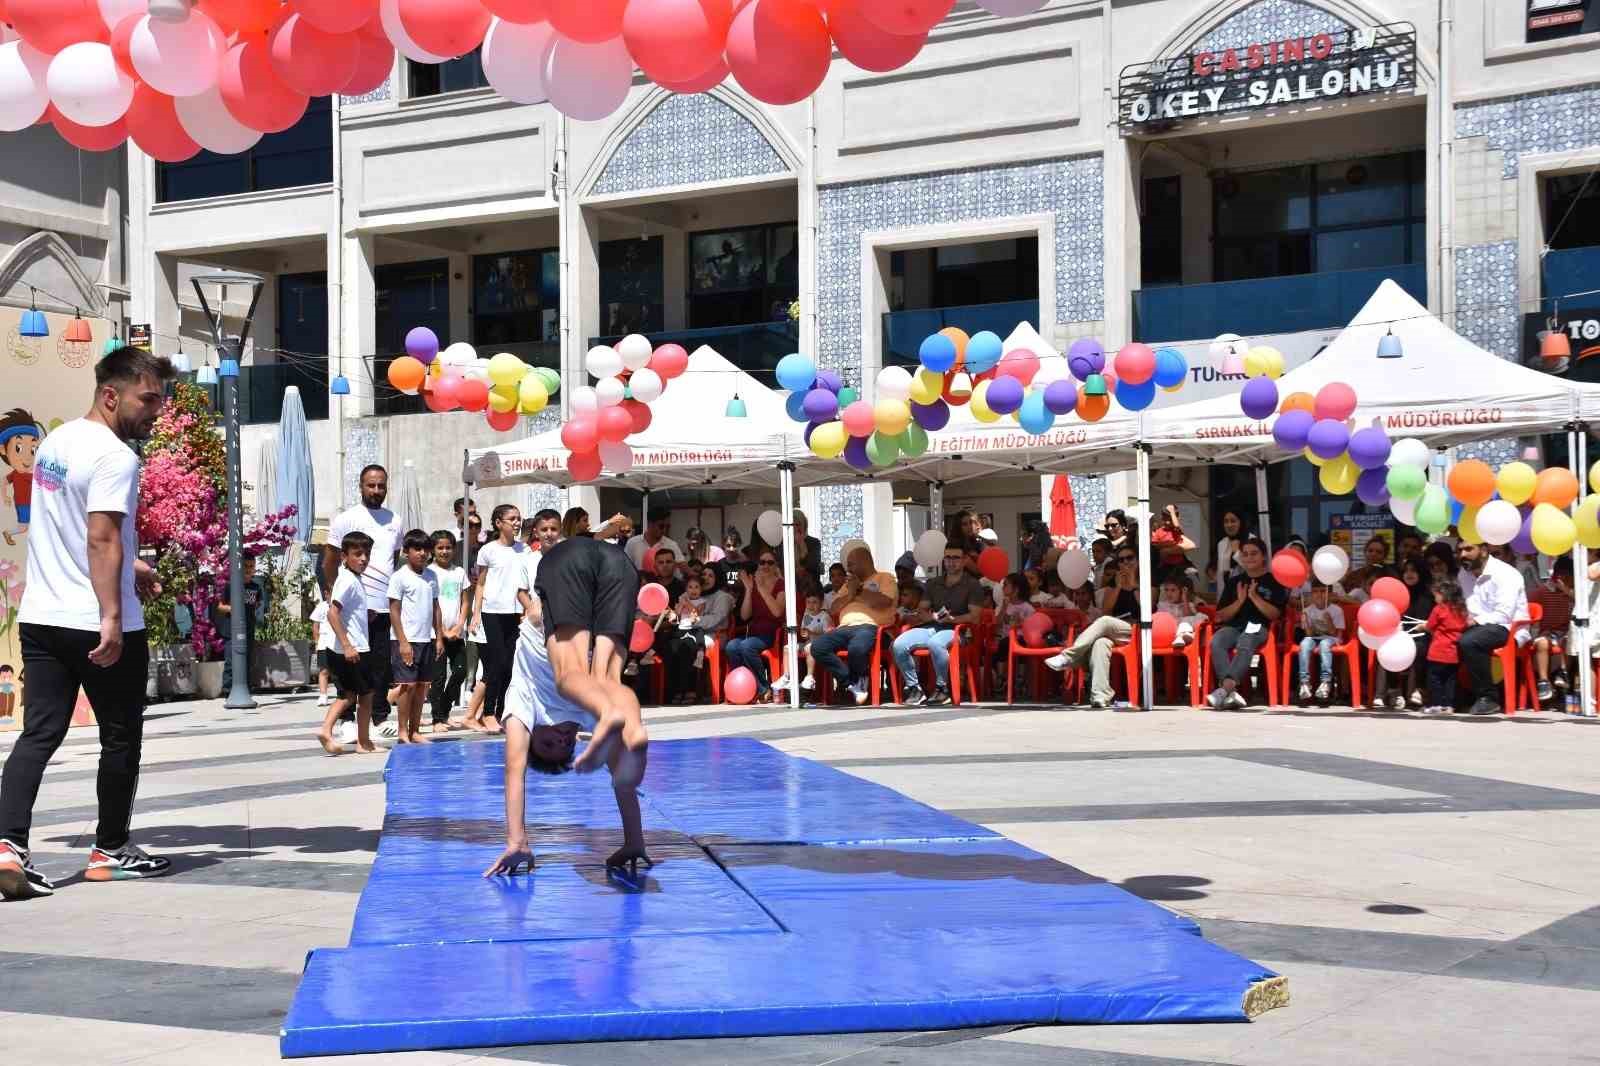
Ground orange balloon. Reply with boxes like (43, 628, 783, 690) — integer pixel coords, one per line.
(386, 355, 426, 393)
(1076, 387, 1111, 422)
(1533, 466, 1581, 509)
(1446, 459, 1496, 508)
(938, 326, 969, 360)
(1278, 391, 1315, 415)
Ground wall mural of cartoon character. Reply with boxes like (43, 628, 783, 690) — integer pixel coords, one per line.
(0, 408, 41, 546)
(0, 664, 14, 720)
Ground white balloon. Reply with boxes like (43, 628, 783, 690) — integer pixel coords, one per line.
(543, 33, 631, 122)
(130, 11, 223, 98)
(629, 367, 663, 403)
(46, 42, 133, 127)
(569, 385, 598, 414)
(440, 341, 477, 366)
(974, 0, 1048, 13)
(0, 42, 50, 132)
(146, 0, 193, 20)
(595, 376, 626, 407)
(1311, 544, 1349, 586)
(1476, 499, 1522, 546)
(598, 440, 633, 473)
(839, 537, 867, 564)
(1390, 437, 1430, 469)
(912, 529, 947, 570)
(481, 17, 554, 104)
(876, 365, 913, 402)
(1389, 494, 1418, 526)
(98, 0, 148, 30)
(1358, 625, 1387, 650)
(586, 344, 622, 379)
(174, 85, 261, 153)
(379, 0, 448, 64)
(1056, 547, 1092, 589)
(1209, 332, 1243, 367)
(617, 333, 653, 371)
(756, 510, 783, 546)
(1377, 631, 1417, 672)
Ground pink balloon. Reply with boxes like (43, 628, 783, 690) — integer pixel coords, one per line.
(1357, 598, 1399, 638)
(482, 16, 555, 104)
(456, 377, 490, 411)
(379, 0, 447, 63)
(130, 10, 225, 97)
(543, 32, 631, 121)
(1019, 611, 1053, 648)
(174, 84, 261, 153)
(290, 0, 380, 34)
(840, 399, 875, 438)
(1113, 343, 1156, 386)
(1313, 381, 1358, 422)
(547, 0, 625, 43)
(125, 82, 200, 161)
(432, 373, 462, 405)
(566, 449, 602, 482)
(109, 12, 138, 78)
(269, 11, 359, 96)
(647, 343, 689, 379)
(340, 31, 395, 95)
(7, 0, 108, 55)
(629, 618, 655, 653)
(655, 54, 727, 93)
(726, 0, 829, 105)
(219, 37, 308, 134)
(724, 666, 757, 704)
(483, 0, 548, 21)
(638, 582, 670, 615)
(826, 0, 924, 72)
(856, 0, 950, 36)
(50, 103, 124, 148)
(560, 415, 598, 452)
(995, 349, 1040, 385)
(597, 404, 633, 443)
(622, 0, 731, 85)
(398, 0, 490, 58)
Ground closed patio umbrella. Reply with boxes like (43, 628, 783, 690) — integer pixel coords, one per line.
(274, 385, 315, 542)
(391, 459, 424, 535)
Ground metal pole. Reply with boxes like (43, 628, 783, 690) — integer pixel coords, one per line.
(1574, 426, 1593, 715)
(1136, 445, 1153, 711)
(779, 462, 801, 710)
(929, 480, 944, 540)
(1253, 464, 1272, 554)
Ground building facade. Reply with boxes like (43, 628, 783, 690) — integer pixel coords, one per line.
(122, 0, 1600, 568)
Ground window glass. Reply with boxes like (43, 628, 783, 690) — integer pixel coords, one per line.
(690, 228, 766, 294)
(1316, 225, 1409, 272)
(1215, 165, 1310, 236)
(157, 98, 332, 203)
(473, 249, 559, 368)
(409, 51, 488, 97)
(599, 237, 664, 335)
(1314, 155, 1409, 227)
(1545, 172, 1600, 250)
(374, 260, 448, 416)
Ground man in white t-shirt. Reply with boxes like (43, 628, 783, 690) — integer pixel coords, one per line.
(0, 347, 176, 901)
(624, 509, 682, 572)
(324, 466, 403, 731)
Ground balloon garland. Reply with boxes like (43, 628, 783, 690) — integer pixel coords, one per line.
(385, 326, 561, 432)
(540, 334, 687, 482)
(0, 0, 1053, 149)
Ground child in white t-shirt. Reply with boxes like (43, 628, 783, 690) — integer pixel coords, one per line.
(1296, 583, 1346, 704)
(387, 529, 443, 745)
(799, 590, 833, 689)
(310, 599, 333, 707)
(1157, 576, 1206, 648)
(316, 532, 378, 755)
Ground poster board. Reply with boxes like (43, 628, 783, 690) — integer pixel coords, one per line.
(1329, 512, 1395, 566)
(0, 308, 106, 729)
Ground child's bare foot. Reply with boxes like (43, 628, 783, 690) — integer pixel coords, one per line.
(411, 731, 432, 743)
(314, 730, 345, 756)
(463, 717, 487, 733)
(605, 845, 654, 876)
(483, 717, 503, 734)
(356, 742, 381, 754)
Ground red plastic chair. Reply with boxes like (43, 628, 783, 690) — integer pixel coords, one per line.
(1497, 601, 1541, 715)
(815, 626, 889, 706)
(1005, 609, 1084, 704)
(886, 623, 982, 705)
(1204, 615, 1284, 706)
(1128, 618, 1211, 707)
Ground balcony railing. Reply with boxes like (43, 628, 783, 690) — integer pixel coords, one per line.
(590, 322, 798, 386)
(179, 361, 330, 425)
(1133, 264, 1428, 343)
(881, 299, 1040, 368)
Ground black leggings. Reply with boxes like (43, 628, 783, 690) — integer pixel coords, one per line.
(480, 613, 520, 720)
(1, 625, 150, 852)
(429, 637, 467, 723)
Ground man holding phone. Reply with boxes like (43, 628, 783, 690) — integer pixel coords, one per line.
(892, 543, 986, 706)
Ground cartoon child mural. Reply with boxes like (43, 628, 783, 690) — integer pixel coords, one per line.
(0, 664, 13, 720)
(0, 408, 41, 546)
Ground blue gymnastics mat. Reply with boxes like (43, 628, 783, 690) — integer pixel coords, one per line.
(280, 738, 1286, 1057)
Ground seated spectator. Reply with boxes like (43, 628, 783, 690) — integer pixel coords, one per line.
(1089, 537, 1113, 579)
(626, 510, 681, 571)
(660, 572, 713, 705)
(726, 549, 786, 703)
(1044, 544, 1142, 709)
(776, 586, 832, 696)
(1207, 536, 1286, 710)
(896, 580, 925, 622)
(1296, 582, 1345, 704)
(1150, 504, 1196, 581)
(991, 573, 1036, 696)
(1531, 557, 1574, 704)
(893, 543, 986, 707)
(1038, 569, 1072, 608)
(895, 553, 919, 595)
(682, 526, 725, 566)
(808, 546, 897, 705)
(821, 562, 848, 609)
(1455, 541, 1530, 715)
(1068, 582, 1099, 620)
(1157, 575, 1205, 649)
(1024, 568, 1047, 605)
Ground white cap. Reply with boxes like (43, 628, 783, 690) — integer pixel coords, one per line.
(977, 528, 999, 543)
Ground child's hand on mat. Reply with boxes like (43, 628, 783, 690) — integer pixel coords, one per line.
(483, 842, 534, 877)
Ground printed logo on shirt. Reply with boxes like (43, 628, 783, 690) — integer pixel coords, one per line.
(35, 456, 66, 493)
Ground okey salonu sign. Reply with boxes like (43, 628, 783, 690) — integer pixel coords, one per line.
(1118, 23, 1418, 132)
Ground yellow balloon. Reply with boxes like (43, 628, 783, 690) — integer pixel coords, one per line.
(1577, 494, 1600, 549)
(1302, 446, 1328, 467)
(1590, 461, 1600, 495)
(874, 398, 912, 436)
(1319, 454, 1359, 495)
(517, 373, 548, 414)
(488, 351, 525, 389)
(970, 380, 999, 423)
(810, 420, 847, 459)
(1457, 505, 1481, 546)
(1242, 348, 1268, 379)
(1261, 346, 1285, 379)
(910, 368, 943, 405)
(1496, 461, 1537, 506)
(488, 383, 518, 413)
(1530, 502, 1577, 556)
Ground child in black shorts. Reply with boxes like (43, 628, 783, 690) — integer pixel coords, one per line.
(315, 532, 379, 755)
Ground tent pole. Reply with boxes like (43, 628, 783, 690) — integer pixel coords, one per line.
(641, 489, 649, 534)
(461, 450, 472, 561)
(1137, 445, 1154, 712)
(1254, 463, 1272, 554)
(778, 461, 801, 711)
(1574, 425, 1593, 716)
(930, 480, 944, 541)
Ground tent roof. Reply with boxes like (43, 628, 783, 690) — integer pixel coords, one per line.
(1140, 280, 1585, 465)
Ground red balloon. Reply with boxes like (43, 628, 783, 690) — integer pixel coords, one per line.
(656, 56, 728, 93)
(51, 107, 127, 150)
(724, 665, 757, 704)
(6, 0, 108, 54)
(566, 449, 602, 482)
(456, 377, 490, 411)
(560, 415, 598, 452)
(647, 343, 689, 379)
(200, 0, 278, 34)
(629, 618, 655, 654)
(1313, 381, 1357, 422)
(826, 0, 924, 72)
(341, 32, 395, 95)
(290, 0, 379, 34)
(483, 0, 549, 22)
(856, 0, 950, 36)
(1150, 611, 1177, 648)
(1357, 597, 1400, 638)
(547, 0, 626, 43)
(432, 373, 462, 405)
(638, 582, 670, 614)
(423, 386, 456, 412)
(219, 37, 310, 134)
(995, 349, 1040, 385)
(726, 0, 830, 106)
(269, 11, 360, 96)
(398, 0, 491, 58)
(124, 84, 200, 162)
(1019, 611, 1053, 648)
(1113, 343, 1156, 386)
(486, 407, 519, 431)
(623, 0, 732, 85)
(1370, 576, 1410, 616)
(1269, 548, 1309, 590)
(597, 404, 633, 443)
(621, 398, 652, 435)
(110, 12, 140, 78)
(977, 546, 1008, 582)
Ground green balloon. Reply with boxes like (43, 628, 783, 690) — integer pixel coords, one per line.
(1415, 484, 1450, 534)
(897, 424, 929, 458)
(838, 386, 859, 407)
(865, 431, 899, 467)
(534, 367, 561, 395)
(1386, 464, 1426, 501)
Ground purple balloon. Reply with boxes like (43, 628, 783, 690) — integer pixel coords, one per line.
(1042, 378, 1077, 415)
(1306, 418, 1350, 460)
(1356, 466, 1391, 506)
(1240, 377, 1278, 420)
(1272, 409, 1314, 451)
(844, 435, 872, 471)
(804, 420, 819, 447)
(1067, 338, 1105, 381)
(1347, 426, 1392, 470)
(1511, 511, 1537, 556)
(985, 375, 1025, 415)
(815, 369, 842, 394)
(802, 387, 839, 422)
(912, 398, 950, 431)
(405, 326, 439, 364)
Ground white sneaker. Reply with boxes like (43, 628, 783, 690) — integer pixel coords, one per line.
(1226, 690, 1248, 710)
(334, 720, 358, 745)
(1298, 682, 1312, 703)
(376, 721, 400, 740)
(316, 694, 329, 708)
(1043, 652, 1070, 672)
(771, 675, 790, 693)
(1207, 687, 1226, 709)
(799, 674, 816, 692)
(848, 678, 870, 705)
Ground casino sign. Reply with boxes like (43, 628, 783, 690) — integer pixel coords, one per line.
(1118, 23, 1418, 133)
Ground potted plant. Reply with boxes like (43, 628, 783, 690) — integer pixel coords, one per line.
(248, 508, 314, 691)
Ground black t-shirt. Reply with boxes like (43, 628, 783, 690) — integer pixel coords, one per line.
(1220, 571, 1287, 629)
(1108, 587, 1139, 622)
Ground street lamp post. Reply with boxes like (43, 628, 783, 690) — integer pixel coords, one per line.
(192, 271, 264, 711)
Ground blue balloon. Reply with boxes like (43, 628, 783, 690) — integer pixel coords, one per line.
(1116, 377, 1157, 412)
(918, 334, 957, 373)
(965, 331, 1003, 374)
(1152, 347, 1187, 389)
(1018, 390, 1054, 434)
(775, 352, 817, 392)
(785, 390, 809, 422)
